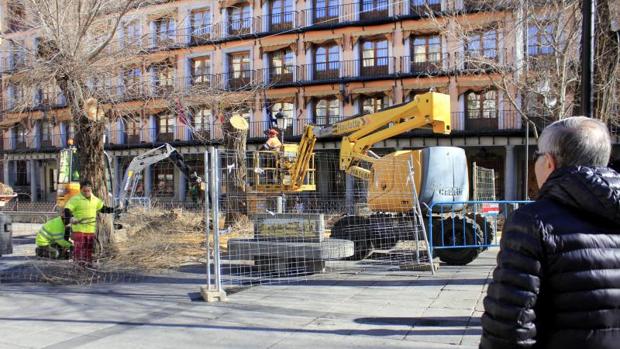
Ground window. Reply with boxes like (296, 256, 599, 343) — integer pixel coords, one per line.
(10, 41, 25, 70)
(65, 122, 75, 144)
(123, 67, 143, 98)
(40, 121, 52, 147)
(465, 90, 498, 130)
(182, 155, 205, 202)
(8, 83, 25, 109)
(7, 1, 26, 32)
(271, 102, 294, 134)
(315, 44, 339, 79)
(466, 90, 497, 119)
(410, 0, 441, 14)
(465, 29, 497, 63)
(361, 95, 387, 114)
(124, 118, 141, 144)
(361, 39, 388, 76)
(124, 20, 142, 47)
(270, 0, 294, 31)
(314, 98, 339, 125)
(360, 0, 388, 20)
(192, 8, 211, 40)
(528, 23, 553, 56)
(15, 161, 29, 186)
(314, 0, 339, 22)
(153, 17, 176, 45)
(157, 114, 176, 142)
(14, 124, 27, 149)
(153, 63, 175, 95)
(228, 52, 251, 89)
(152, 162, 174, 197)
(192, 107, 212, 140)
(192, 56, 211, 84)
(229, 5, 252, 35)
(269, 49, 294, 83)
(412, 35, 441, 72)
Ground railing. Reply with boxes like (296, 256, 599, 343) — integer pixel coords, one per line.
(410, 0, 442, 16)
(400, 54, 450, 75)
(0, 112, 617, 153)
(255, 12, 296, 33)
(359, 0, 390, 21)
(297, 57, 397, 82)
(227, 17, 254, 36)
(458, 49, 503, 71)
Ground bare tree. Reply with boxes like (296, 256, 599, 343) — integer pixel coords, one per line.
(1, 0, 266, 251)
(594, 0, 620, 125)
(423, 0, 585, 127)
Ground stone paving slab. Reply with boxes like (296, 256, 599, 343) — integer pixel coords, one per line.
(0, 249, 497, 349)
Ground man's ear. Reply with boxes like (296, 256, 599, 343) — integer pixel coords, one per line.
(545, 153, 557, 172)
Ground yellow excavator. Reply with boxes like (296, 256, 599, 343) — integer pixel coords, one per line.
(247, 91, 492, 265)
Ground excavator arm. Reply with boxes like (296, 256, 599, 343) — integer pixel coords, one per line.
(289, 92, 451, 186)
(118, 143, 202, 210)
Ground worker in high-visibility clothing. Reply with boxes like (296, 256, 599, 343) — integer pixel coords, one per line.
(35, 216, 72, 259)
(63, 180, 115, 266)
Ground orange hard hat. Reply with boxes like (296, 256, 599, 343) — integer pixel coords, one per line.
(267, 129, 279, 136)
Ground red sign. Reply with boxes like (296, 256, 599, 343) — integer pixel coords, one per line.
(482, 203, 500, 214)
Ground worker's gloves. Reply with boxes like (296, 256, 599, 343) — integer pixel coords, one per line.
(70, 217, 80, 225)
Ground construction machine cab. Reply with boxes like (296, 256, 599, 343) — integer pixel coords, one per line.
(56, 141, 113, 208)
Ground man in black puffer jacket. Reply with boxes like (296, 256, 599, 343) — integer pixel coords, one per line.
(480, 116, 620, 349)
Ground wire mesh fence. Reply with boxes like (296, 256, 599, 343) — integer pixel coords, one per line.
(211, 148, 436, 289)
(473, 162, 497, 202)
(0, 205, 208, 286)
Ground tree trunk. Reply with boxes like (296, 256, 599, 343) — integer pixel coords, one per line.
(223, 115, 249, 223)
(594, 0, 620, 123)
(58, 78, 113, 255)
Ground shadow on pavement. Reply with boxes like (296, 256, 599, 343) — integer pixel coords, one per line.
(0, 316, 481, 337)
(355, 316, 472, 327)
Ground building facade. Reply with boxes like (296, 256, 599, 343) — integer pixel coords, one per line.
(0, 0, 617, 204)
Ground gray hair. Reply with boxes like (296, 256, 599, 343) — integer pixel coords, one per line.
(538, 116, 611, 168)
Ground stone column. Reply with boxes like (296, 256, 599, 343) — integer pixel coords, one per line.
(29, 160, 38, 202)
(504, 145, 516, 200)
(3, 159, 10, 186)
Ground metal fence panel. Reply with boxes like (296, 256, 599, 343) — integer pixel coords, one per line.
(209, 149, 438, 289)
(428, 200, 533, 261)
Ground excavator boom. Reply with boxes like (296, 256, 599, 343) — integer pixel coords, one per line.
(292, 92, 451, 185)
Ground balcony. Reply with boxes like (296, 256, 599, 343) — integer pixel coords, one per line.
(40, 138, 53, 149)
(311, 5, 341, 25)
(400, 54, 449, 75)
(190, 26, 213, 45)
(120, 85, 149, 102)
(1, 56, 28, 74)
(125, 132, 141, 145)
(359, 1, 390, 21)
(228, 18, 253, 36)
(151, 84, 175, 98)
(359, 57, 391, 77)
(459, 49, 503, 71)
(315, 62, 341, 81)
(266, 66, 295, 85)
(225, 70, 255, 90)
(463, 0, 497, 12)
(156, 130, 175, 142)
(409, 0, 441, 16)
(264, 12, 295, 32)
